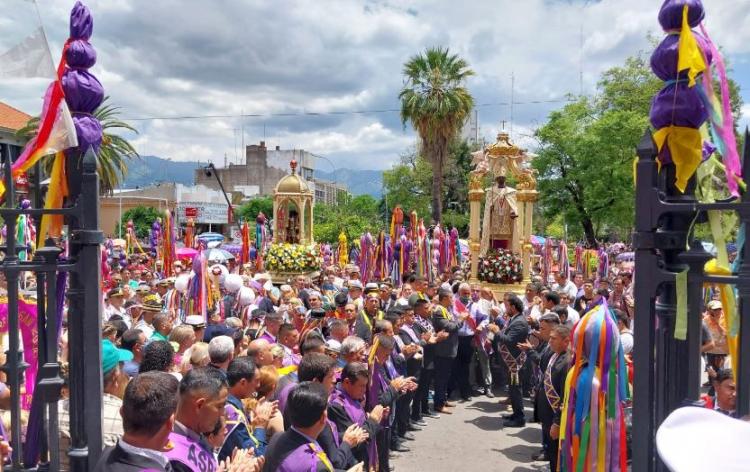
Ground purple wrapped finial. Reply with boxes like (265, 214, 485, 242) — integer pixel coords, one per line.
(658, 0, 705, 31)
(62, 1, 103, 156)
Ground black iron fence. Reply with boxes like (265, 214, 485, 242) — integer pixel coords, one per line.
(633, 129, 750, 471)
(0, 143, 103, 471)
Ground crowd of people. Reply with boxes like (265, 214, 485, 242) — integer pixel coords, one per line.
(35, 248, 731, 472)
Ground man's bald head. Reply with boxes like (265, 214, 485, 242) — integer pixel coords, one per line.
(247, 338, 274, 367)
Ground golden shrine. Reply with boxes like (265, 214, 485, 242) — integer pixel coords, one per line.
(272, 160, 314, 245)
(468, 132, 538, 294)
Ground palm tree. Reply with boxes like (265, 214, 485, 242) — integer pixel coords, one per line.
(399, 47, 474, 224)
(16, 96, 139, 195)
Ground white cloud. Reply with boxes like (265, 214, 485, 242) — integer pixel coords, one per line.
(1, 0, 748, 172)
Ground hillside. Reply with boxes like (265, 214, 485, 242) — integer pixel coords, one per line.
(122, 155, 383, 197)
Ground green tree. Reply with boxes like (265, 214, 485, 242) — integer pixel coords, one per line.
(534, 52, 743, 246)
(236, 196, 273, 222)
(16, 96, 139, 195)
(313, 194, 382, 243)
(116, 205, 162, 240)
(382, 148, 432, 219)
(399, 47, 474, 224)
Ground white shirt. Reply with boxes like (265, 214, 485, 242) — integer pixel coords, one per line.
(118, 438, 170, 468)
(552, 280, 578, 300)
(565, 306, 580, 328)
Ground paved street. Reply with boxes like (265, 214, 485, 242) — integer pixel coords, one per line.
(392, 394, 550, 472)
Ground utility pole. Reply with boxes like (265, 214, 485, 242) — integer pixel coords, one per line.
(510, 71, 515, 139)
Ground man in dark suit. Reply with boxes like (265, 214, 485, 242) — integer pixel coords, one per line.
(432, 288, 468, 414)
(518, 311, 561, 461)
(94, 372, 178, 472)
(538, 324, 571, 472)
(354, 292, 384, 344)
(494, 295, 530, 427)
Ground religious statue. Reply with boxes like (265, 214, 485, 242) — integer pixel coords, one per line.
(480, 173, 519, 255)
(286, 211, 299, 244)
(479, 132, 525, 256)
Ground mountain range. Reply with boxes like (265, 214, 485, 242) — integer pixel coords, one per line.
(121, 155, 384, 198)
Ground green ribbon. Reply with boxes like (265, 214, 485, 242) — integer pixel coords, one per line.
(675, 269, 688, 340)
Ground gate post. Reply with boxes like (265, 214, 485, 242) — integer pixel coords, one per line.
(66, 148, 104, 471)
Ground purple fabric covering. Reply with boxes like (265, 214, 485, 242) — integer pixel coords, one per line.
(62, 1, 103, 156)
(650, 33, 712, 81)
(649, 83, 707, 129)
(658, 0, 705, 31)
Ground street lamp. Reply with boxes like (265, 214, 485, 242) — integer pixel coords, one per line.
(203, 163, 242, 233)
(310, 152, 340, 206)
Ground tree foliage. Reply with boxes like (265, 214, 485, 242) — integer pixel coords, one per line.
(236, 196, 274, 223)
(399, 47, 474, 224)
(533, 53, 742, 246)
(116, 205, 162, 240)
(382, 140, 476, 236)
(314, 195, 383, 243)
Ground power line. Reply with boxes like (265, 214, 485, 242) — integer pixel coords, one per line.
(121, 97, 577, 122)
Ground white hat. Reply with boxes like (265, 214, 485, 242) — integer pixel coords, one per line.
(349, 280, 363, 290)
(707, 300, 723, 310)
(184, 315, 206, 328)
(657, 407, 747, 472)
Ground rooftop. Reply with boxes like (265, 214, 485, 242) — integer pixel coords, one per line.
(0, 102, 32, 132)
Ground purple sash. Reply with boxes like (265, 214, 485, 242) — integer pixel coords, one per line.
(326, 418, 340, 447)
(164, 431, 217, 472)
(223, 403, 260, 449)
(331, 388, 377, 468)
(278, 441, 332, 472)
(278, 381, 297, 414)
(400, 324, 420, 344)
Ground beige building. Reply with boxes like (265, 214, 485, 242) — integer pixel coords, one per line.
(100, 183, 235, 238)
(313, 178, 348, 206)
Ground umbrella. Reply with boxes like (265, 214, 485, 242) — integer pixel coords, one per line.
(616, 252, 634, 262)
(204, 248, 235, 263)
(176, 247, 199, 259)
(196, 232, 225, 243)
(531, 235, 546, 246)
(221, 244, 243, 256)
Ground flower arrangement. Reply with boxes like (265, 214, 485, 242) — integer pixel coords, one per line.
(478, 249, 522, 284)
(264, 243, 322, 273)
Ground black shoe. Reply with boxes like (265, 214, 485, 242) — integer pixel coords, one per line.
(400, 432, 416, 441)
(484, 388, 495, 398)
(532, 451, 549, 461)
(422, 410, 440, 419)
(406, 424, 422, 432)
(411, 418, 427, 426)
(391, 442, 411, 452)
(503, 418, 526, 428)
(502, 414, 515, 420)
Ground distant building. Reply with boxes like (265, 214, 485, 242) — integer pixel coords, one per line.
(0, 101, 31, 158)
(461, 109, 480, 146)
(194, 141, 349, 204)
(100, 183, 237, 239)
(195, 141, 319, 196)
(313, 178, 349, 206)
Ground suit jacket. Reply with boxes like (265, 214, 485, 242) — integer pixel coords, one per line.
(328, 401, 380, 467)
(354, 310, 382, 344)
(398, 326, 423, 377)
(94, 442, 171, 472)
(494, 313, 529, 359)
(431, 306, 462, 359)
(262, 429, 333, 472)
(413, 317, 435, 370)
(538, 351, 571, 426)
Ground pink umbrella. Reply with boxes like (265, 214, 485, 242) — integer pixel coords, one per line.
(176, 247, 199, 258)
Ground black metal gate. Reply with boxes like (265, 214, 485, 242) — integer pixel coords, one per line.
(632, 128, 750, 471)
(0, 143, 103, 471)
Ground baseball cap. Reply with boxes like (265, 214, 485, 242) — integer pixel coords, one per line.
(102, 339, 133, 375)
(707, 300, 723, 310)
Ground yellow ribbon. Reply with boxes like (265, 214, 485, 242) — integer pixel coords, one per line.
(677, 5, 706, 87)
(653, 125, 702, 193)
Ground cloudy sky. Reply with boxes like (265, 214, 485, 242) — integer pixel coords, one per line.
(3, 0, 750, 171)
